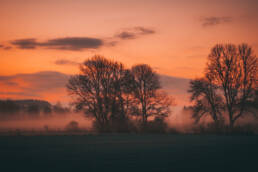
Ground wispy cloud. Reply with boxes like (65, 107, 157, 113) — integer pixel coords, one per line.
(0, 91, 40, 97)
(201, 16, 233, 27)
(116, 26, 155, 40)
(0, 44, 12, 50)
(55, 59, 79, 66)
(3, 46, 12, 50)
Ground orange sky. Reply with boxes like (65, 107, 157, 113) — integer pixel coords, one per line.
(0, 0, 258, 104)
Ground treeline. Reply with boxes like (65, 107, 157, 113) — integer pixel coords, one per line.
(67, 56, 174, 132)
(0, 99, 70, 119)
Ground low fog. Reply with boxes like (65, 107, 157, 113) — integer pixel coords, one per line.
(0, 99, 257, 135)
(0, 112, 92, 132)
(1, 110, 258, 135)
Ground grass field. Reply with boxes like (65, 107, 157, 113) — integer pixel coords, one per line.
(0, 134, 258, 172)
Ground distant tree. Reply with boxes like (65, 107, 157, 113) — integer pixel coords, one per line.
(205, 43, 257, 128)
(130, 64, 173, 127)
(0, 100, 20, 119)
(145, 116, 169, 133)
(67, 55, 133, 132)
(188, 78, 224, 126)
(65, 121, 79, 132)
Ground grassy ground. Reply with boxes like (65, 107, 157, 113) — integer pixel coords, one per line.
(0, 134, 258, 172)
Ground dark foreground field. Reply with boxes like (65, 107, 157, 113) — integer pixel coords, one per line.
(0, 134, 258, 172)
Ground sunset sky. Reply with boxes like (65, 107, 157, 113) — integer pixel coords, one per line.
(0, 0, 258, 105)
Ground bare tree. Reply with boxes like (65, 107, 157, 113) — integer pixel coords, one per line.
(206, 43, 257, 128)
(130, 64, 173, 126)
(188, 78, 224, 125)
(66, 55, 132, 132)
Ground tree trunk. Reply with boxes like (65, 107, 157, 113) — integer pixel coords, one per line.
(229, 119, 234, 131)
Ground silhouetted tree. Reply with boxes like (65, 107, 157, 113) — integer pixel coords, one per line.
(65, 121, 79, 132)
(131, 64, 173, 127)
(205, 43, 257, 128)
(0, 100, 20, 119)
(188, 78, 224, 126)
(67, 55, 133, 132)
(145, 116, 168, 133)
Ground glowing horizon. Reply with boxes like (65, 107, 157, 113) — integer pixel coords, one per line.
(0, 0, 258, 104)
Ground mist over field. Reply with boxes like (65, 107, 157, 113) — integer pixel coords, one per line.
(0, 112, 92, 132)
(1, 106, 257, 135)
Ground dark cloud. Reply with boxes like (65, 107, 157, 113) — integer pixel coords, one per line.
(41, 37, 103, 50)
(0, 44, 3, 48)
(55, 59, 79, 66)
(116, 26, 155, 40)
(201, 16, 233, 27)
(11, 39, 38, 49)
(11, 37, 104, 51)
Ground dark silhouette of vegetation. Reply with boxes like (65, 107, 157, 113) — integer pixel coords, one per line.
(65, 121, 80, 132)
(0, 100, 20, 116)
(67, 55, 173, 132)
(143, 116, 169, 133)
(0, 99, 70, 119)
(188, 43, 258, 130)
(188, 78, 224, 126)
(130, 64, 173, 129)
(67, 56, 133, 132)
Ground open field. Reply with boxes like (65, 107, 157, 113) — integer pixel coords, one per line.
(0, 134, 258, 172)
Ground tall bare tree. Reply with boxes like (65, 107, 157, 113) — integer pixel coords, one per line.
(66, 55, 132, 131)
(131, 64, 173, 126)
(206, 43, 257, 128)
